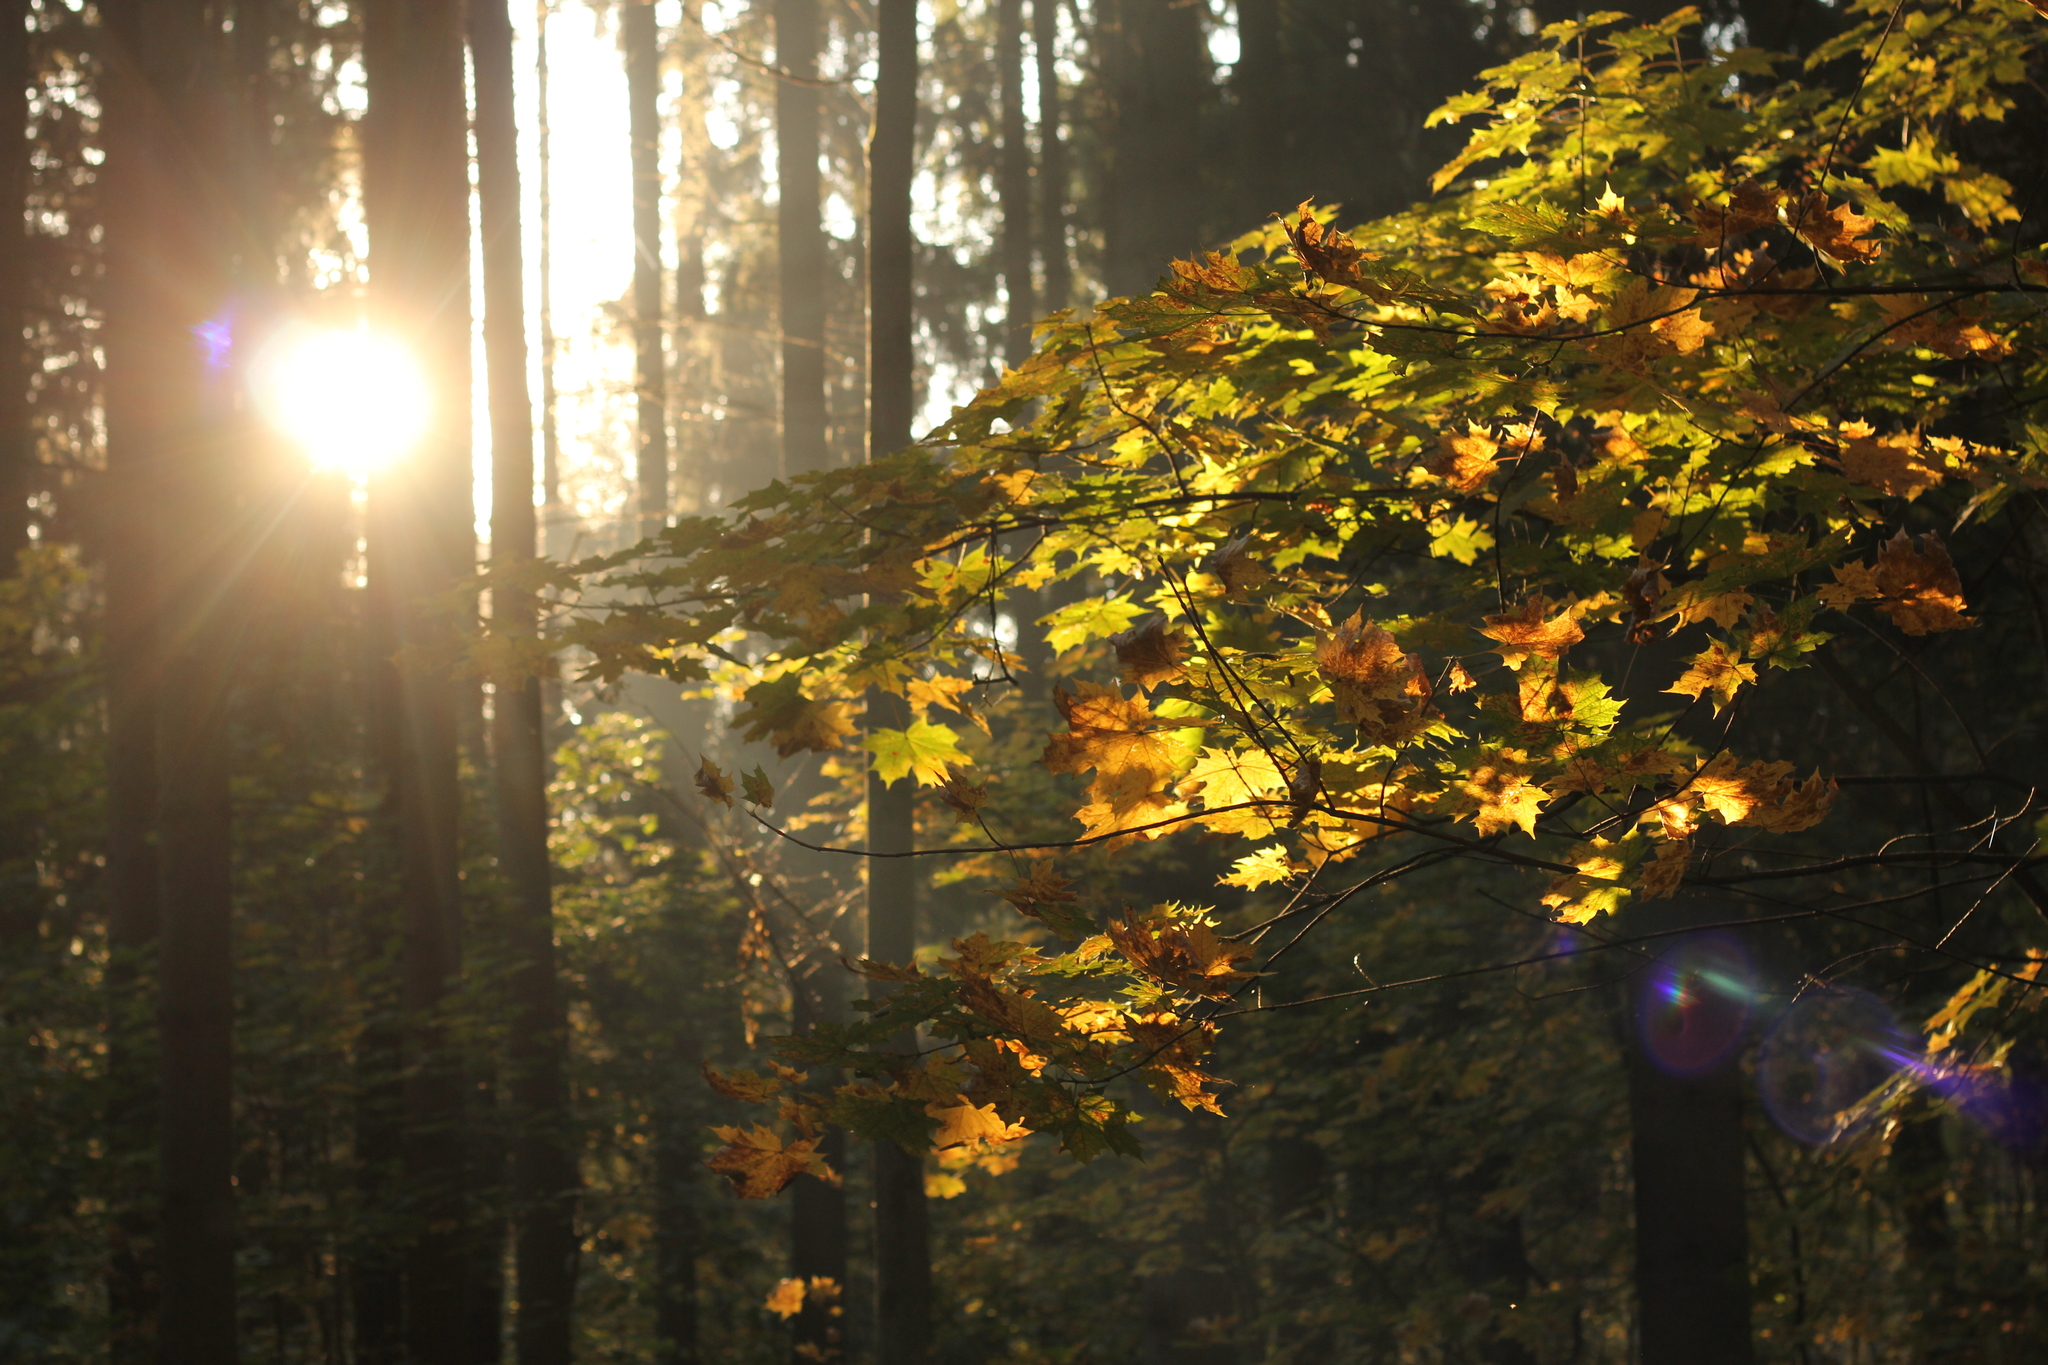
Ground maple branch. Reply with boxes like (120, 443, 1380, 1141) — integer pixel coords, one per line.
(1811, 644, 2048, 922)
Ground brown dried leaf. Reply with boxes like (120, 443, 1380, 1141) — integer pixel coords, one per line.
(1112, 615, 1189, 690)
(707, 1125, 838, 1199)
(1873, 529, 1974, 634)
(1791, 191, 1882, 264)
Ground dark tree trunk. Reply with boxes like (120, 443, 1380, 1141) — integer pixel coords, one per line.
(0, 0, 30, 565)
(359, 0, 475, 1347)
(625, 0, 669, 536)
(994, 0, 1034, 367)
(101, 0, 234, 1355)
(1031, 0, 1068, 315)
(1624, 910, 1754, 1365)
(653, 1091, 701, 1365)
(867, 2, 929, 1353)
(473, 0, 580, 1356)
(1099, 0, 1211, 297)
(1230, 0, 1286, 222)
(776, 0, 828, 477)
(791, 977, 849, 1365)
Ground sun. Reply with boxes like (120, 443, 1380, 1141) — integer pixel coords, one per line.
(251, 324, 432, 479)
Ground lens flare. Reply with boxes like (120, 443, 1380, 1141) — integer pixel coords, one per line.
(1759, 988, 1912, 1144)
(1638, 934, 1754, 1076)
(251, 324, 431, 479)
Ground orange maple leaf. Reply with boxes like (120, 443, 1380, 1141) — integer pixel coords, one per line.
(1478, 596, 1584, 670)
(1457, 750, 1547, 837)
(1107, 909, 1257, 999)
(1791, 191, 1882, 264)
(1872, 529, 1974, 635)
(1042, 682, 1195, 840)
(1691, 179, 1782, 238)
(1112, 615, 1189, 690)
(1425, 426, 1502, 490)
(707, 1125, 838, 1200)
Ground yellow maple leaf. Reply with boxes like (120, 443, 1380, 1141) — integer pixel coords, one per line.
(1425, 425, 1502, 490)
(1221, 844, 1298, 890)
(1665, 641, 1758, 713)
(1179, 746, 1287, 839)
(765, 1278, 807, 1319)
(927, 1099, 1029, 1149)
(1458, 750, 1547, 837)
(1042, 682, 1197, 842)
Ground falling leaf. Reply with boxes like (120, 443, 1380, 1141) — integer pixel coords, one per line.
(1112, 615, 1189, 689)
(707, 1125, 837, 1200)
(741, 766, 775, 808)
(1445, 660, 1478, 692)
(695, 756, 735, 807)
(864, 720, 972, 787)
(1477, 597, 1584, 670)
(1665, 641, 1758, 713)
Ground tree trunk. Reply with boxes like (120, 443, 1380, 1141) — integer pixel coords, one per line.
(359, 0, 475, 1347)
(1031, 0, 1068, 315)
(653, 1090, 702, 1365)
(101, 0, 234, 1355)
(776, 0, 828, 477)
(625, 0, 669, 537)
(1099, 0, 1211, 297)
(0, 0, 30, 566)
(867, 0, 930, 1355)
(473, 0, 580, 1356)
(995, 0, 1034, 367)
(791, 977, 849, 1365)
(536, 0, 561, 513)
(1624, 905, 1754, 1365)
(1230, 0, 1286, 222)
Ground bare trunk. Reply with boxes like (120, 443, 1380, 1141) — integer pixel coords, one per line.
(776, 0, 828, 476)
(1031, 0, 1068, 314)
(101, 0, 236, 1355)
(535, 0, 561, 512)
(0, 0, 30, 564)
(866, 10, 928, 1350)
(995, 0, 1034, 366)
(360, 0, 475, 1347)
(473, 0, 580, 1356)
(625, 0, 668, 537)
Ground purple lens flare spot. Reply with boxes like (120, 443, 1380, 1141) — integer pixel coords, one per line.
(1637, 933, 1755, 1077)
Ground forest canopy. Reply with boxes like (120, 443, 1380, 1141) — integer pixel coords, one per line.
(4, 0, 2048, 1359)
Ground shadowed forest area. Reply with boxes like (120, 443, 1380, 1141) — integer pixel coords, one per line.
(6, 0, 2048, 1360)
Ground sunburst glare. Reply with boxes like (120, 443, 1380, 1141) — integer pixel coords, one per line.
(252, 325, 431, 480)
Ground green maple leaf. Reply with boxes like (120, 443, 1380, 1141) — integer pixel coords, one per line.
(741, 766, 776, 808)
(1039, 594, 1146, 655)
(862, 721, 971, 787)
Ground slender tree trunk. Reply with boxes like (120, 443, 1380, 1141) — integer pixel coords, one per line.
(360, 0, 475, 1347)
(101, 0, 235, 1356)
(0, 0, 30, 566)
(473, 1, 579, 1357)
(791, 976, 850, 1365)
(536, 0, 561, 514)
(866, 3, 929, 1357)
(1625, 901, 1753, 1365)
(995, 0, 1034, 367)
(625, 0, 668, 537)
(1031, 0, 1068, 315)
(776, 0, 828, 477)
(653, 1075, 702, 1365)
(1231, 0, 1285, 222)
